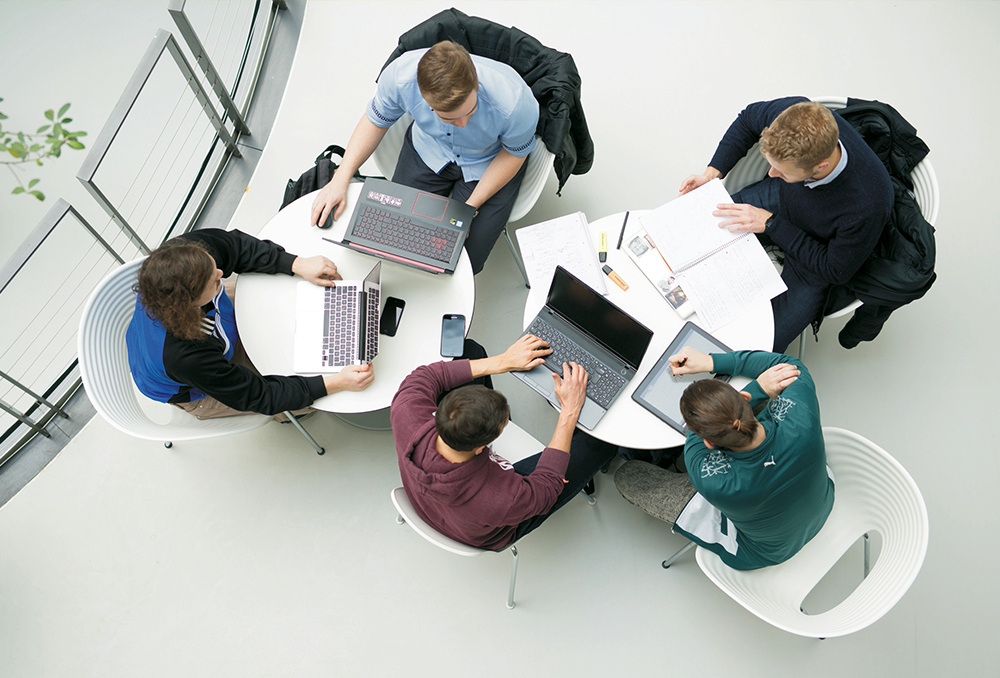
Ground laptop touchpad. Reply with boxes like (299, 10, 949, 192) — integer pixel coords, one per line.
(412, 192, 448, 221)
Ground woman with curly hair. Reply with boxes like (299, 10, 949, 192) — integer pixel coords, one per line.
(125, 228, 373, 419)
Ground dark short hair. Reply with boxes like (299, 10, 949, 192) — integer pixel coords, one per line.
(679, 379, 758, 449)
(435, 384, 509, 451)
(417, 41, 478, 112)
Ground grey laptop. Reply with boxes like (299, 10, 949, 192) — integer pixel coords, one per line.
(336, 178, 475, 274)
(293, 261, 381, 373)
(513, 266, 654, 430)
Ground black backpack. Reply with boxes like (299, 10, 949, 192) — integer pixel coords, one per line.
(280, 145, 375, 210)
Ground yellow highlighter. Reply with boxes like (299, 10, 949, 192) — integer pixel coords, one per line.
(598, 231, 607, 262)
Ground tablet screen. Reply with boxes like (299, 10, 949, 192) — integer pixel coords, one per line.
(632, 322, 732, 433)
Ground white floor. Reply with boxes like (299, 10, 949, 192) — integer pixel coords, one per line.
(1, 2, 998, 676)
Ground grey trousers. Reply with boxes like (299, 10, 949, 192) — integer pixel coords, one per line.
(614, 460, 697, 527)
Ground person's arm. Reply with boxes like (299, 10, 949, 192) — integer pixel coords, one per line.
(546, 362, 587, 453)
(309, 115, 390, 228)
(166, 338, 326, 415)
(468, 334, 552, 379)
(680, 97, 808, 195)
(182, 229, 297, 277)
(764, 211, 884, 286)
(465, 149, 527, 210)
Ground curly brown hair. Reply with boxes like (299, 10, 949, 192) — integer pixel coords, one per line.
(134, 239, 216, 341)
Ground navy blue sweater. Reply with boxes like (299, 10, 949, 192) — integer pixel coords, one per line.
(710, 97, 893, 287)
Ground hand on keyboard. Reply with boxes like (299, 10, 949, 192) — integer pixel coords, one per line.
(292, 255, 342, 285)
(552, 361, 588, 416)
(498, 334, 553, 372)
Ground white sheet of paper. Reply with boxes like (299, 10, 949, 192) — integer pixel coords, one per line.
(640, 179, 742, 269)
(516, 211, 607, 315)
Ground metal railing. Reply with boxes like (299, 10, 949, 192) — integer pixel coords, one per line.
(0, 0, 287, 464)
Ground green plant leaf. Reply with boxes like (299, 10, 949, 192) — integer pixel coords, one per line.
(36, 159, 43, 166)
(58, 103, 71, 118)
(37, 125, 50, 133)
(12, 141, 26, 155)
(30, 190, 44, 201)
(68, 130, 88, 138)
(60, 117, 72, 124)
(44, 109, 54, 121)
(66, 140, 84, 150)
(0, 111, 8, 120)
(29, 143, 41, 152)
(8, 147, 20, 158)
(12, 186, 24, 194)
(28, 178, 39, 188)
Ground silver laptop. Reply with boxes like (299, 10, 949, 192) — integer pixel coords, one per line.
(512, 266, 654, 430)
(293, 261, 381, 373)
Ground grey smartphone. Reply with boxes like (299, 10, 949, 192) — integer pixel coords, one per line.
(440, 314, 466, 357)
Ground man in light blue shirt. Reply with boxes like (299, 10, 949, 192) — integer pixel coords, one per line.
(311, 41, 539, 274)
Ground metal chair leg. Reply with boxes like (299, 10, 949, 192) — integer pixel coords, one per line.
(507, 544, 519, 609)
(662, 541, 695, 569)
(283, 411, 325, 455)
(504, 225, 530, 289)
(863, 532, 871, 578)
(798, 328, 807, 361)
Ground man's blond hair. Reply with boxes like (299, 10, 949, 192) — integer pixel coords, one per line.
(759, 102, 839, 170)
(417, 41, 478, 112)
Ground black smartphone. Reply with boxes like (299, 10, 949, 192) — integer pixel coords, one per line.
(379, 297, 405, 337)
(440, 314, 466, 357)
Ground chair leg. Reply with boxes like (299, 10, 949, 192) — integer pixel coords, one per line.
(504, 225, 530, 289)
(662, 541, 695, 569)
(863, 532, 871, 578)
(507, 545, 519, 609)
(283, 411, 325, 455)
(798, 328, 807, 361)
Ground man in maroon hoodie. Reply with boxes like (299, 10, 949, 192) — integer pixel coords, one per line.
(391, 335, 617, 550)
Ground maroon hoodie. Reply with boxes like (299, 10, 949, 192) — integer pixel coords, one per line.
(391, 359, 569, 550)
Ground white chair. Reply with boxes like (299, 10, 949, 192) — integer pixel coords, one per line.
(78, 258, 325, 454)
(391, 421, 594, 609)
(722, 96, 940, 359)
(662, 427, 929, 638)
(371, 112, 555, 288)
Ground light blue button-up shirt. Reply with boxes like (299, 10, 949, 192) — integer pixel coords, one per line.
(368, 49, 538, 182)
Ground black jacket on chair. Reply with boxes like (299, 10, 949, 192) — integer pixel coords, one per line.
(379, 7, 594, 195)
(820, 98, 937, 348)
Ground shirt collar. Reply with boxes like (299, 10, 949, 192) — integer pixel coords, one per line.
(804, 140, 847, 188)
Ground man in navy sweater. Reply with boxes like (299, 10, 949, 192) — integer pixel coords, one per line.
(680, 97, 893, 351)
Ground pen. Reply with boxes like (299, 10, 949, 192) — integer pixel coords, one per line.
(616, 211, 629, 250)
(602, 264, 628, 291)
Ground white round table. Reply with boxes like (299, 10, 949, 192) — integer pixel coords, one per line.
(235, 183, 476, 418)
(522, 210, 774, 449)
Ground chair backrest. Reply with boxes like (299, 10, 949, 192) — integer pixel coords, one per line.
(77, 258, 270, 442)
(695, 426, 929, 638)
(722, 96, 939, 227)
(391, 487, 487, 557)
(390, 421, 546, 554)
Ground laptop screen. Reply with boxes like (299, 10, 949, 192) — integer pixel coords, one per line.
(546, 266, 653, 369)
